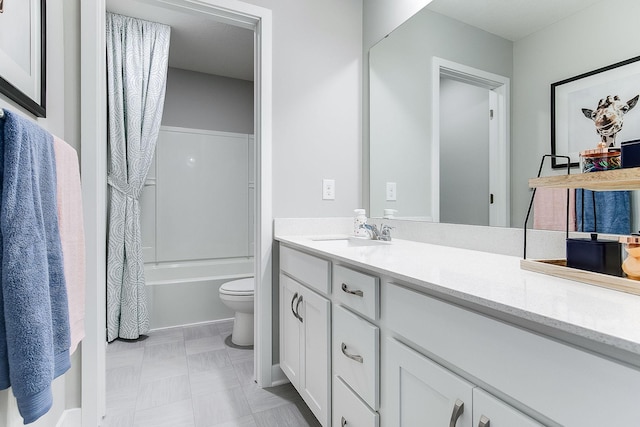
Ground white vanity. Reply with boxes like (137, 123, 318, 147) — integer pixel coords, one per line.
(276, 234, 640, 427)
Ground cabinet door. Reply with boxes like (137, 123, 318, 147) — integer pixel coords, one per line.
(473, 389, 543, 427)
(279, 274, 301, 389)
(386, 338, 473, 427)
(299, 285, 331, 426)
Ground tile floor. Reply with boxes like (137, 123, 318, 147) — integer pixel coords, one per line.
(104, 320, 321, 427)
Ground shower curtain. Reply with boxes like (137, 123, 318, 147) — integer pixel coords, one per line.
(106, 13, 170, 341)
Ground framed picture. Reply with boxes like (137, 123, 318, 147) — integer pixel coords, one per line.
(0, 0, 46, 117)
(551, 55, 640, 169)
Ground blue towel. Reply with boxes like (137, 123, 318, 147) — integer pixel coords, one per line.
(0, 110, 70, 424)
(575, 189, 631, 235)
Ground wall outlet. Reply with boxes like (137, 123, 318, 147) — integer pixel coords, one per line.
(386, 182, 397, 201)
(323, 179, 335, 200)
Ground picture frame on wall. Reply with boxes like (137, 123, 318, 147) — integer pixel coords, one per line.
(551, 55, 640, 169)
(0, 0, 46, 117)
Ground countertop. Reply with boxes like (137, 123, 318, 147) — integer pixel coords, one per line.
(276, 234, 640, 363)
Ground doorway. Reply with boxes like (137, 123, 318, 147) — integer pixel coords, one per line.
(431, 57, 510, 227)
(80, 1, 273, 425)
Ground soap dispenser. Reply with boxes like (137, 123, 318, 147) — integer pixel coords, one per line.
(353, 209, 368, 237)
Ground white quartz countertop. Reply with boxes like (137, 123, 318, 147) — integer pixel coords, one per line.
(276, 234, 640, 360)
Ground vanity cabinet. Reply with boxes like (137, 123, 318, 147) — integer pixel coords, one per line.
(279, 248, 331, 426)
(386, 337, 542, 427)
(278, 239, 640, 427)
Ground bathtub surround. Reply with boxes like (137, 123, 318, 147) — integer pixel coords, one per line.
(106, 13, 171, 341)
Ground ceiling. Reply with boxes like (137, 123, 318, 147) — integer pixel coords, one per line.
(426, 0, 604, 41)
(106, 0, 254, 81)
(104, 0, 605, 81)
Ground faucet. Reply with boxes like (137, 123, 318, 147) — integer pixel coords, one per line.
(361, 224, 393, 241)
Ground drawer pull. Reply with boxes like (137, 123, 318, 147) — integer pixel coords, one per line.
(296, 294, 304, 323)
(341, 342, 363, 363)
(341, 283, 364, 297)
(449, 399, 464, 427)
(478, 415, 490, 427)
(341, 416, 347, 426)
(290, 292, 300, 321)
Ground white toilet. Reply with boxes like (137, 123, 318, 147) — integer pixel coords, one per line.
(219, 277, 254, 346)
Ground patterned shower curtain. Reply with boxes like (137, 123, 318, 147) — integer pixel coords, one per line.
(106, 13, 170, 341)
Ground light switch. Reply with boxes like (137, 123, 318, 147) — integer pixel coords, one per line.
(323, 179, 335, 200)
(386, 182, 397, 201)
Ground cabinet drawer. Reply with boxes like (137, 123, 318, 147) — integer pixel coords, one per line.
(280, 246, 330, 295)
(333, 305, 379, 410)
(333, 376, 379, 427)
(473, 388, 543, 427)
(333, 264, 379, 321)
(385, 283, 640, 426)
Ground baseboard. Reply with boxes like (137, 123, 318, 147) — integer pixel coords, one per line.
(270, 364, 289, 386)
(56, 408, 81, 427)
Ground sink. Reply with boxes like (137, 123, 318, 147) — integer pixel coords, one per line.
(310, 236, 391, 247)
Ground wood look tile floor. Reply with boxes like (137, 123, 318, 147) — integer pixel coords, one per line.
(104, 320, 321, 427)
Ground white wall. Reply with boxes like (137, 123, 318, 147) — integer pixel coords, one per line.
(511, 0, 640, 226)
(0, 0, 82, 426)
(162, 67, 254, 134)
(243, 0, 363, 217)
(363, 0, 433, 49)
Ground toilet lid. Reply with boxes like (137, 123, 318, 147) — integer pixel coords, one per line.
(220, 278, 254, 295)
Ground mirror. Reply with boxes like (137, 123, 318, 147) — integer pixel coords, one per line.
(368, 0, 640, 231)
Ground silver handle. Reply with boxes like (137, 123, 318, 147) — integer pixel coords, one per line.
(341, 283, 364, 297)
(478, 415, 490, 427)
(341, 342, 363, 363)
(290, 292, 299, 320)
(296, 294, 303, 323)
(449, 399, 464, 427)
(341, 416, 347, 427)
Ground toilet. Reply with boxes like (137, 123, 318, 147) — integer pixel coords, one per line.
(219, 277, 254, 346)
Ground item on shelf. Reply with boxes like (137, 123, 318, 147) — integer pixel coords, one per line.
(621, 139, 640, 168)
(579, 147, 621, 173)
(619, 235, 640, 280)
(566, 233, 622, 276)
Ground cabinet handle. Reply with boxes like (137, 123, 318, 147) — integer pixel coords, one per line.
(296, 294, 304, 323)
(290, 292, 300, 321)
(448, 399, 464, 427)
(341, 342, 363, 363)
(478, 415, 490, 427)
(341, 416, 347, 426)
(341, 283, 364, 297)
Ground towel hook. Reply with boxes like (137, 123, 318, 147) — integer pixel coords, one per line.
(0, 0, 4, 13)
(0, 109, 4, 119)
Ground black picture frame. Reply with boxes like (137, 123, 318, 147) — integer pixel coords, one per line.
(0, 0, 46, 117)
(551, 55, 640, 169)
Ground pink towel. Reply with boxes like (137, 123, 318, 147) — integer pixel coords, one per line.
(533, 187, 576, 232)
(53, 136, 86, 355)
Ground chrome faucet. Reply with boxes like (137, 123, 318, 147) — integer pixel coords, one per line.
(361, 223, 393, 241)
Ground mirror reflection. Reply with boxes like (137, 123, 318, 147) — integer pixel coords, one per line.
(368, 0, 640, 231)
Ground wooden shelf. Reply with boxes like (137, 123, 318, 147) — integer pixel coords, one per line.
(520, 259, 640, 296)
(528, 167, 640, 191)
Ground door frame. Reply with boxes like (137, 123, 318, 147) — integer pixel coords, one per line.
(80, 1, 273, 425)
(431, 57, 510, 226)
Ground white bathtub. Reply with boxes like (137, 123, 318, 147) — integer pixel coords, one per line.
(144, 257, 254, 329)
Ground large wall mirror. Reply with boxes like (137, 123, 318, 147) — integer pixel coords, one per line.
(369, 0, 640, 232)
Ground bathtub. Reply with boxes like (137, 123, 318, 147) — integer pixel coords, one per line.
(144, 257, 254, 329)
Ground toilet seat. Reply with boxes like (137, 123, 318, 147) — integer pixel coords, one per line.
(220, 277, 254, 296)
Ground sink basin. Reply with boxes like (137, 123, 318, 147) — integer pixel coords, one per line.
(310, 236, 391, 247)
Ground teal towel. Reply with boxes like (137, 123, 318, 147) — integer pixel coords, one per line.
(0, 110, 70, 424)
